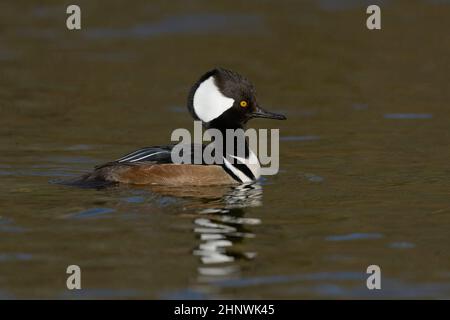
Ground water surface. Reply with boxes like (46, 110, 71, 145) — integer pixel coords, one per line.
(0, 0, 449, 299)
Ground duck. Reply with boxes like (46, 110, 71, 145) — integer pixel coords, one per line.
(72, 68, 286, 187)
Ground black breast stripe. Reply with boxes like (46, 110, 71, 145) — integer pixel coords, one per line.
(221, 156, 256, 183)
(232, 160, 256, 181)
(221, 163, 243, 183)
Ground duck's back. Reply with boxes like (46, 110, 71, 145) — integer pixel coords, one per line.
(70, 144, 237, 187)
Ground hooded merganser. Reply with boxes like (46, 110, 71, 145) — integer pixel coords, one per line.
(73, 68, 286, 187)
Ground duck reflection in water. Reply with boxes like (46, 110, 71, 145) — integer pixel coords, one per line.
(138, 181, 262, 290)
(184, 182, 263, 285)
(63, 178, 263, 295)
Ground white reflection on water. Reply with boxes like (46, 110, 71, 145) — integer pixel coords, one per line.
(192, 183, 262, 280)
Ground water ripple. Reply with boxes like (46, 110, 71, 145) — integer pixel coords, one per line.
(384, 113, 433, 119)
(86, 14, 264, 39)
(326, 233, 384, 241)
(69, 207, 116, 219)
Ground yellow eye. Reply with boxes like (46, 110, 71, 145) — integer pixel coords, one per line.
(240, 100, 248, 108)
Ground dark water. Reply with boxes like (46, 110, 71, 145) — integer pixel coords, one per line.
(1, 0, 449, 299)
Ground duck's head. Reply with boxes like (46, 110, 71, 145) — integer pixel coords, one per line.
(187, 68, 286, 130)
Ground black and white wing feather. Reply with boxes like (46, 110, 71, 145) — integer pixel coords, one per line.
(95, 144, 207, 169)
(116, 146, 174, 163)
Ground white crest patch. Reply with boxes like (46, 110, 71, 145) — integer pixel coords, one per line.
(193, 76, 235, 122)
